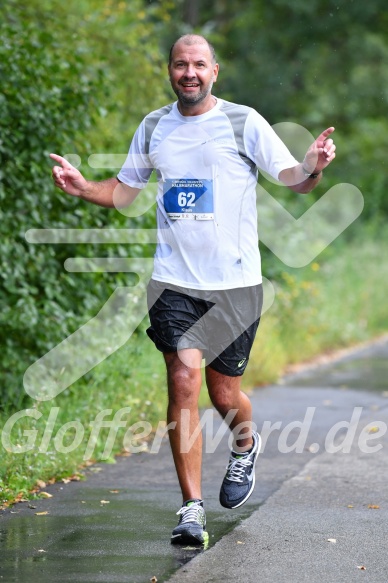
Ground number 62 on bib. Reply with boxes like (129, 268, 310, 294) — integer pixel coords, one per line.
(163, 178, 214, 220)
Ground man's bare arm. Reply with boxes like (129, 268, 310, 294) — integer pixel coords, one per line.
(279, 127, 336, 194)
(50, 153, 140, 209)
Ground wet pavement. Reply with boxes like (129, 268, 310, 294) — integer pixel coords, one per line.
(282, 339, 388, 392)
(1, 336, 388, 582)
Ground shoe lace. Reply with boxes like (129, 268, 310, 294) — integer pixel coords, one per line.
(226, 453, 252, 483)
(176, 501, 203, 524)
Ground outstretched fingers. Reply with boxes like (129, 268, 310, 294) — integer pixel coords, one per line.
(50, 153, 74, 168)
(50, 153, 76, 188)
(316, 127, 335, 150)
(315, 127, 336, 163)
(317, 127, 335, 142)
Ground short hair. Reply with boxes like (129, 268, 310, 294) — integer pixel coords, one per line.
(168, 34, 217, 65)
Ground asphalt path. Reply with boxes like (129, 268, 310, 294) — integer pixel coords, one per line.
(1, 337, 388, 583)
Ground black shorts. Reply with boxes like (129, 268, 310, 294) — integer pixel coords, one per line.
(146, 279, 263, 377)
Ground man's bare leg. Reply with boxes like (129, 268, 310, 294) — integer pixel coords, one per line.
(205, 366, 253, 452)
(164, 349, 203, 502)
(206, 365, 260, 509)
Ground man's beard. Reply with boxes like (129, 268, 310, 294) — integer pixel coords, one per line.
(174, 81, 213, 107)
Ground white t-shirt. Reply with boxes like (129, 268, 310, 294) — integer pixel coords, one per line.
(117, 98, 299, 290)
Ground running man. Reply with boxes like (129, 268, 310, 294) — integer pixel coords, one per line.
(51, 34, 336, 546)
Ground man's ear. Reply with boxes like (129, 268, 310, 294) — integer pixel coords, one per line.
(213, 63, 220, 82)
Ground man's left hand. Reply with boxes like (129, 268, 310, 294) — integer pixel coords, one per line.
(303, 127, 336, 175)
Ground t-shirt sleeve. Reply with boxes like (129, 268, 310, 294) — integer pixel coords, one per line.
(117, 121, 153, 188)
(244, 109, 299, 181)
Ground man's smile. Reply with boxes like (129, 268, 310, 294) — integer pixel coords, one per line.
(180, 81, 200, 88)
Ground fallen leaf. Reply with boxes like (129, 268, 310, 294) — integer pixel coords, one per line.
(109, 490, 119, 494)
(327, 538, 336, 544)
(36, 480, 46, 489)
(100, 500, 110, 504)
(368, 504, 380, 509)
(35, 511, 49, 516)
(40, 492, 53, 499)
(37, 549, 47, 553)
(150, 577, 158, 583)
(347, 505, 354, 508)
(357, 565, 366, 570)
(237, 541, 245, 544)
(62, 474, 81, 483)
(28, 504, 37, 509)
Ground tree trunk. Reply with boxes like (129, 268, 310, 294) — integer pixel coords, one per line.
(183, 0, 200, 27)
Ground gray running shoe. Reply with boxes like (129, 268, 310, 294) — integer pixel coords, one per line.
(219, 431, 261, 509)
(171, 499, 209, 546)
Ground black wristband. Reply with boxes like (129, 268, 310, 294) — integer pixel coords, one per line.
(302, 166, 321, 179)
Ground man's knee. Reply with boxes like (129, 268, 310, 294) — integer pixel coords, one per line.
(165, 352, 202, 407)
(209, 390, 235, 416)
(206, 368, 242, 415)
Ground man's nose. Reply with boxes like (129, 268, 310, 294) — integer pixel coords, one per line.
(185, 64, 196, 77)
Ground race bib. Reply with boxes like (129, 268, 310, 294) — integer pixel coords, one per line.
(163, 178, 214, 220)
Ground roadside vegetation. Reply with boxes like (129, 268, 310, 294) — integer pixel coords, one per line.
(1, 0, 388, 506)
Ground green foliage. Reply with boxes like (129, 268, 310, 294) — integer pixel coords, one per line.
(0, 2, 94, 409)
(245, 226, 388, 387)
(0, 0, 170, 412)
(0, 332, 167, 506)
(57, 0, 174, 154)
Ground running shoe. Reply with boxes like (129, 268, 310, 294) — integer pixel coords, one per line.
(219, 431, 261, 509)
(171, 499, 209, 545)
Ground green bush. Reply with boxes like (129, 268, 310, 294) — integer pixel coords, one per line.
(0, 2, 127, 411)
(0, 0, 177, 413)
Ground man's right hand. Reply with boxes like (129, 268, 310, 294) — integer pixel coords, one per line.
(50, 153, 88, 197)
(50, 153, 140, 209)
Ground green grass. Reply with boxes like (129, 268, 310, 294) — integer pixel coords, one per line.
(0, 332, 168, 505)
(1, 226, 388, 506)
(244, 225, 388, 387)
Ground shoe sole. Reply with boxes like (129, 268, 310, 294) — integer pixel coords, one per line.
(171, 531, 209, 546)
(220, 431, 262, 509)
